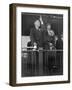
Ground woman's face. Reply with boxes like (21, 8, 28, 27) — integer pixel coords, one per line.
(47, 24, 51, 30)
(34, 20, 40, 28)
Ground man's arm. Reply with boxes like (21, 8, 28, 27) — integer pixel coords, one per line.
(30, 28, 37, 48)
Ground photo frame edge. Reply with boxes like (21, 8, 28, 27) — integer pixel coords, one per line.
(9, 3, 70, 86)
(9, 4, 16, 86)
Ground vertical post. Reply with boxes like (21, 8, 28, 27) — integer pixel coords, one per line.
(34, 51, 37, 75)
(39, 48, 43, 75)
(31, 50, 34, 75)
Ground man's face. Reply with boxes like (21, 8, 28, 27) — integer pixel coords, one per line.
(61, 34, 63, 40)
(34, 20, 40, 28)
(55, 36, 58, 41)
(47, 24, 51, 30)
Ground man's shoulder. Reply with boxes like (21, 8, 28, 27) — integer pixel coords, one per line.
(31, 27, 35, 30)
(43, 30, 47, 33)
(30, 27, 36, 32)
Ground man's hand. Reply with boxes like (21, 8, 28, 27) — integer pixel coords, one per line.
(39, 47, 43, 50)
(33, 42, 37, 50)
(39, 15, 43, 24)
(49, 43, 53, 46)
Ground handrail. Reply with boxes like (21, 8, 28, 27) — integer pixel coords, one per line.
(22, 49, 63, 52)
(22, 47, 34, 49)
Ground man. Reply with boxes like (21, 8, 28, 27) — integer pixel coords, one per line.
(56, 34, 63, 49)
(30, 18, 44, 75)
(43, 23, 55, 71)
(30, 19, 43, 49)
(43, 23, 55, 50)
(56, 34, 63, 74)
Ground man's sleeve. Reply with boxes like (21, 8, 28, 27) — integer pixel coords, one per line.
(30, 28, 36, 46)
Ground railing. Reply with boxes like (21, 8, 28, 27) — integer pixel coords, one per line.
(21, 48, 63, 77)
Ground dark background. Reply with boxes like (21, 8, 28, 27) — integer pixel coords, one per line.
(21, 13, 63, 77)
(21, 13, 63, 36)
